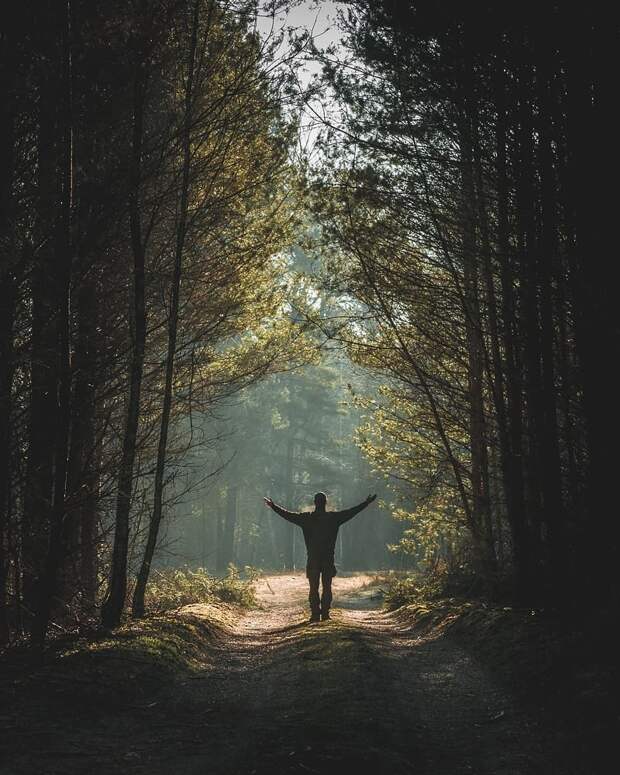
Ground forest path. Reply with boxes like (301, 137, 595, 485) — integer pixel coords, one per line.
(1, 573, 553, 775)
(137, 573, 548, 775)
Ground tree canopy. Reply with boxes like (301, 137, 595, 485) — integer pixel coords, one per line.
(1, 0, 617, 645)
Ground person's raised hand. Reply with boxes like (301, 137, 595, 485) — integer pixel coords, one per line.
(263, 497, 274, 508)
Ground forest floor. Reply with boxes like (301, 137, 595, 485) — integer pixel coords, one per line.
(0, 573, 613, 775)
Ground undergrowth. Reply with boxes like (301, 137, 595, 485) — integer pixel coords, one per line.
(383, 561, 482, 610)
(144, 565, 258, 613)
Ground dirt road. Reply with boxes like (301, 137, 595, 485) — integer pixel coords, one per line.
(2, 573, 555, 775)
(138, 573, 549, 774)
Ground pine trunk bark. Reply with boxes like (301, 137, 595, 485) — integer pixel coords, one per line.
(22, 6, 60, 619)
(65, 281, 98, 604)
(534, 25, 565, 600)
(221, 485, 237, 573)
(493, 41, 530, 600)
(457, 40, 496, 583)
(0, 26, 18, 642)
(0, 274, 16, 644)
(31, 0, 74, 645)
(101, 34, 148, 629)
(514, 44, 544, 594)
(132, 1, 199, 617)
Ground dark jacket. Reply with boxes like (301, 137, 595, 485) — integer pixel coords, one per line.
(268, 499, 371, 576)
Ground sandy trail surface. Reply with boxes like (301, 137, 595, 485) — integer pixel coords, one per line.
(2, 573, 553, 774)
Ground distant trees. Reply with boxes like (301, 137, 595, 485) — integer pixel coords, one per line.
(162, 344, 399, 575)
(0, 0, 304, 643)
(152, 244, 399, 574)
(312, 1, 620, 606)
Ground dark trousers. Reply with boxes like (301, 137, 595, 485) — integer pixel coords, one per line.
(307, 569, 333, 615)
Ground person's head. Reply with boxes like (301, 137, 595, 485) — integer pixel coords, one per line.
(313, 492, 327, 511)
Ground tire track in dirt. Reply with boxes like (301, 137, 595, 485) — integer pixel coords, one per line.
(139, 573, 550, 775)
(1, 573, 553, 775)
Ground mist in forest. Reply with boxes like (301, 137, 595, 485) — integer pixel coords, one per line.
(159, 355, 403, 575)
(145, 242, 406, 576)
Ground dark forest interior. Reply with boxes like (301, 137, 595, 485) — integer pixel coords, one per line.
(1, 2, 618, 773)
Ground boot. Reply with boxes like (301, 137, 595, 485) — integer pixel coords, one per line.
(320, 608, 330, 621)
(309, 586, 321, 622)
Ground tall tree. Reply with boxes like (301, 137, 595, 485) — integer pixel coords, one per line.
(101, 2, 152, 629)
(132, 0, 200, 617)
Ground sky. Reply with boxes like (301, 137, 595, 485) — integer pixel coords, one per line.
(254, 1, 348, 156)
(256, 1, 344, 54)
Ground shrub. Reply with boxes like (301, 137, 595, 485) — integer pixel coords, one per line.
(144, 565, 256, 613)
(383, 573, 425, 610)
(384, 560, 482, 610)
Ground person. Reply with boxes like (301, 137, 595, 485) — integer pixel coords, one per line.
(263, 491, 377, 622)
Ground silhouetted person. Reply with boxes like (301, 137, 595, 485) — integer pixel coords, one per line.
(263, 491, 377, 622)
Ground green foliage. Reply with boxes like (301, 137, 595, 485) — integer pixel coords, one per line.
(352, 385, 470, 566)
(144, 565, 256, 613)
(382, 573, 426, 610)
(383, 561, 482, 611)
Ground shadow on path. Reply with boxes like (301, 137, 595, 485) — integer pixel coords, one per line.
(0, 573, 555, 775)
(139, 574, 550, 775)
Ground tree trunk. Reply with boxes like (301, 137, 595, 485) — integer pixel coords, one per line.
(514, 44, 545, 595)
(0, 274, 17, 644)
(221, 484, 237, 573)
(80, 429, 101, 609)
(283, 434, 295, 570)
(65, 281, 98, 605)
(456, 41, 496, 582)
(101, 31, 148, 629)
(22, 8, 61, 619)
(0, 22, 18, 643)
(31, 0, 74, 645)
(494, 43, 529, 600)
(132, 0, 199, 618)
(534, 24, 565, 600)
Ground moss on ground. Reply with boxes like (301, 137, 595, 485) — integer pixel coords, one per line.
(0, 602, 242, 731)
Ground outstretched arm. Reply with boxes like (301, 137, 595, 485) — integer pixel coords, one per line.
(263, 497, 305, 527)
(335, 494, 377, 525)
